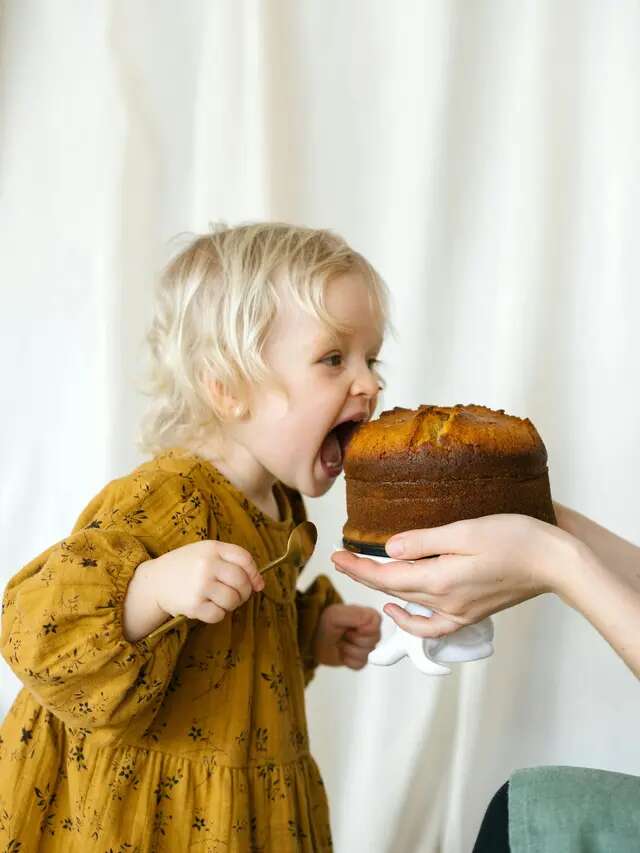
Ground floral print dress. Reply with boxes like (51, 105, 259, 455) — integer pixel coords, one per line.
(0, 449, 340, 852)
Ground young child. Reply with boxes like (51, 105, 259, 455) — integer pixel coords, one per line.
(0, 223, 388, 852)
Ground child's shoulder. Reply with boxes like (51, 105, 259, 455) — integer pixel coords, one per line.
(108, 449, 203, 497)
(72, 450, 216, 539)
(134, 448, 203, 480)
(75, 450, 206, 523)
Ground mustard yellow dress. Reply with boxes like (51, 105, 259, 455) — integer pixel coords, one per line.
(0, 449, 341, 852)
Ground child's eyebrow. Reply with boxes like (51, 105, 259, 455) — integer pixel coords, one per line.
(310, 330, 342, 350)
(370, 334, 384, 353)
(311, 329, 383, 352)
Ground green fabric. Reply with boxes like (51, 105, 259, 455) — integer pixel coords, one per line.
(509, 766, 640, 853)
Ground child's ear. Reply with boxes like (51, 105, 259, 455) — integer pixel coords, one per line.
(208, 379, 247, 421)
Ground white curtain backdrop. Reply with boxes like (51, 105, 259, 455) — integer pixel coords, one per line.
(1, 2, 639, 851)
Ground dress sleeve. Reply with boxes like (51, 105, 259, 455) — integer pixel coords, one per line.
(295, 577, 343, 687)
(0, 466, 213, 734)
(283, 484, 344, 686)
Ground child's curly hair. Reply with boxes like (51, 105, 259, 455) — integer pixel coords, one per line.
(139, 221, 390, 455)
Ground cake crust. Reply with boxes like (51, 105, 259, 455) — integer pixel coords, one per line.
(343, 404, 556, 550)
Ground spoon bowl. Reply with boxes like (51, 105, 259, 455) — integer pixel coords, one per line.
(260, 520, 318, 575)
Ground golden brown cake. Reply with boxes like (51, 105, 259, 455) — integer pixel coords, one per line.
(342, 404, 556, 554)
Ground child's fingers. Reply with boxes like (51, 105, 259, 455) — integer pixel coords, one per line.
(344, 629, 380, 649)
(359, 609, 382, 634)
(341, 643, 369, 670)
(192, 600, 226, 624)
(342, 639, 374, 658)
(328, 604, 380, 631)
(206, 580, 244, 612)
(214, 542, 262, 590)
(215, 561, 264, 598)
(349, 606, 381, 626)
(192, 571, 257, 622)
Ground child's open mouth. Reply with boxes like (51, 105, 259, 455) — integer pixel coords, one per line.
(319, 420, 363, 478)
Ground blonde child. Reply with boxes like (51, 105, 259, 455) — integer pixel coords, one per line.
(0, 223, 388, 852)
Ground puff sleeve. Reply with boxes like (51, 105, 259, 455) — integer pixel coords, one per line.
(0, 466, 213, 734)
(295, 577, 343, 686)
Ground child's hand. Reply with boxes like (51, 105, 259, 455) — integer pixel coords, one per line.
(132, 540, 264, 628)
(313, 604, 381, 670)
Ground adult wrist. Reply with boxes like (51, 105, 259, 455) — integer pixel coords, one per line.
(549, 532, 601, 607)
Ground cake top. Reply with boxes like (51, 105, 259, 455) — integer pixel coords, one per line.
(343, 403, 549, 482)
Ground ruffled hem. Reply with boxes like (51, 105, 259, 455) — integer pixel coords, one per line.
(1, 735, 333, 853)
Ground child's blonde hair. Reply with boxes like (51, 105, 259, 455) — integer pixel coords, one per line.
(139, 222, 390, 455)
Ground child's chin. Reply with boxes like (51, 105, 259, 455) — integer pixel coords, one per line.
(315, 480, 336, 497)
(298, 468, 338, 498)
(299, 481, 332, 499)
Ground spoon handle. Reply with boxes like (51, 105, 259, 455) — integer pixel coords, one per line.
(259, 553, 288, 576)
(145, 612, 187, 641)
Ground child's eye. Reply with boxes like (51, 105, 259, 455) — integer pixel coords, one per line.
(321, 353, 343, 367)
(369, 358, 386, 390)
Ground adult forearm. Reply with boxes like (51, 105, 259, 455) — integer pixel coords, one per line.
(555, 540, 640, 679)
(554, 503, 640, 591)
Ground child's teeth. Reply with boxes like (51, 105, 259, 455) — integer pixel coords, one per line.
(320, 431, 342, 468)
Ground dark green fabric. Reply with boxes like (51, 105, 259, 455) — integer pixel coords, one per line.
(509, 766, 640, 852)
(473, 781, 510, 852)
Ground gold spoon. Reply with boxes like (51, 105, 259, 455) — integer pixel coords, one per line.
(145, 521, 318, 641)
(259, 520, 317, 575)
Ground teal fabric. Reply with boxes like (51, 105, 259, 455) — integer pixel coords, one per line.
(509, 766, 640, 852)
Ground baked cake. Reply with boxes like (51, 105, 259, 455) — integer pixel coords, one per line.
(342, 404, 556, 555)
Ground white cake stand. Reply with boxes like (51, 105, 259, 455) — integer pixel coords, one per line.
(335, 547, 495, 676)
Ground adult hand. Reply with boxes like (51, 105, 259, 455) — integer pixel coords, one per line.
(331, 511, 578, 639)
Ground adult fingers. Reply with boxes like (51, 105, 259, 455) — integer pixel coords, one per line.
(332, 549, 466, 597)
(385, 519, 482, 560)
(383, 602, 463, 638)
(331, 550, 418, 591)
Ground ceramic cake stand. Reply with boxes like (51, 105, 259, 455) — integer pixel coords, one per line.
(336, 547, 495, 676)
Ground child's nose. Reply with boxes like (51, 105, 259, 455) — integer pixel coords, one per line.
(350, 365, 380, 400)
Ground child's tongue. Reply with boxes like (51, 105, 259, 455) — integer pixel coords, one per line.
(320, 429, 343, 477)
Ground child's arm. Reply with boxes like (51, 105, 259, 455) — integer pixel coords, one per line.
(0, 469, 258, 732)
